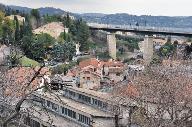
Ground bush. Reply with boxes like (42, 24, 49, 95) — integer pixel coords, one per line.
(51, 62, 76, 75)
(19, 56, 40, 67)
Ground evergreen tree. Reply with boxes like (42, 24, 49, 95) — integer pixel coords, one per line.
(75, 19, 90, 51)
(30, 9, 40, 28)
(14, 16, 20, 42)
(65, 13, 72, 28)
(63, 30, 66, 41)
(2, 17, 14, 44)
(20, 20, 24, 39)
(23, 14, 32, 36)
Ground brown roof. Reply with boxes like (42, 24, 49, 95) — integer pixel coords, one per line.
(79, 58, 124, 69)
(5, 67, 50, 98)
(79, 58, 99, 69)
(67, 69, 77, 77)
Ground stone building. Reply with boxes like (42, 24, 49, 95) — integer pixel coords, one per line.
(78, 58, 125, 90)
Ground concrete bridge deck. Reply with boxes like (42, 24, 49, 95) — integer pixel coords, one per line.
(88, 23, 192, 37)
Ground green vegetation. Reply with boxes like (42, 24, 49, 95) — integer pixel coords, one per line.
(159, 41, 177, 57)
(0, 8, 91, 68)
(21, 33, 55, 61)
(117, 36, 140, 52)
(97, 52, 111, 60)
(123, 58, 136, 64)
(30, 9, 40, 28)
(19, 56, 40, 67)
(51, 62, 76, 75)
(43, 14, 62, 24)
(150, 55, 162, 65)
(58, 31, 72, 42)
(52, 41, 76, 61)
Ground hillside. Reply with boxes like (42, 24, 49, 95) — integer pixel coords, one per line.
(8, 5, 66, 16)
(5, 4, 192, 28)
(80, 13, 192, 28)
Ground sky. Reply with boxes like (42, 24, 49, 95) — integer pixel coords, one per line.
(0, 0, 192, 16)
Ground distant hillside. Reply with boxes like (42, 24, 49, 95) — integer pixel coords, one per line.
(38, 7, 66, 16)
(81, 13, 106, 17)
(80, 13, 192, 28)
(8, 5, 66, 16)
(8, 5, 31, 13)
(5, 4, 192, 28)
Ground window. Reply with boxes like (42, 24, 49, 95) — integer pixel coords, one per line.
(103, 103, 108, 109)
(65, 108, 68, 115)
(116, 73, 121, 76)
(87, 77, 91, 80)
(62, 107, 65, 114)
(68, 109, 76, 119)
(78, 94, 91, 104)
(78, 114, 90, 125)
(98, 100, 102, 107)
(46, 100, 50, 108)
(42, 99, 45, 105)
(51, 102, 59, 112)
(23, 116, 40, 127)
(61, 107, 76, 119)
(69, 90, 76, 98)
(92, 98, 107, 109)
(31, 119, 40, 127)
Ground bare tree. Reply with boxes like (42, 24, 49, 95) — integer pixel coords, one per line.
(111, 64, 192, 127)
(131, 65, 192, 127)
(0, 64, 49, 127)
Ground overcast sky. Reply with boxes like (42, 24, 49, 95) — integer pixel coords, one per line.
(0, 0, 192, 16)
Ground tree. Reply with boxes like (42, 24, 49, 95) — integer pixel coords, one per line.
(2, 17, 15, 44)
(58, 31, 72, 43)
(30, 9, 40, 28)
(19, 20, 25, 39)
(130, 65, 192, 127)
(20, 33, 55, 61)
(65, 13, 72, 28)
(0, 11, 5, 38)
(32, 33, 55, 61)
(21, 35, 35, 59)
(23, 14, 32, 36)
(160, 42, 175, 58)
(52, 41, 75, 62)
(0, 64, 51, 127)
(14, 16, 20, 42)
(75, 19, 90, 51)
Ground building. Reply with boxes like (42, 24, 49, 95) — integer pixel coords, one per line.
(6, 15, 25, 22)
(20, 86, 120, 127)
(77, 58, 126, 90)
(33, 22, 68, 39)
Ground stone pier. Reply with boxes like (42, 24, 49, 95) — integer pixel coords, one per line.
(143, 35, 154, 64)
(107, 33, 117, 60)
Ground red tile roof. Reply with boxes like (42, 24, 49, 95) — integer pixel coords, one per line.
(79, 58, 99, 69)
(5, 67, 50, 97)
(79, 58, 124, 69)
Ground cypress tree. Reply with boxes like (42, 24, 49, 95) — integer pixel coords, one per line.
(14, 16, 20, 42)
